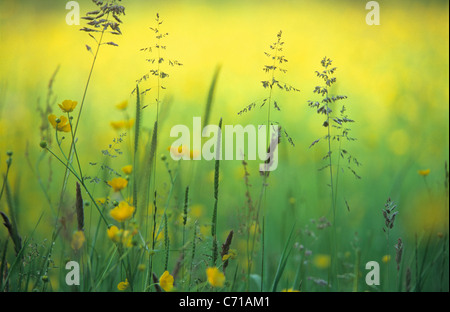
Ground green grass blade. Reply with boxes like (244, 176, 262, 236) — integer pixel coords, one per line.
(271, 223, 296, 292)
(203, 65, 221, 127)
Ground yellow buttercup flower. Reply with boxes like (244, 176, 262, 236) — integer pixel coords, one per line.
(418, 169, 430, 176)
(71, 231, 85, 250)
(107, 226, 135, 246)
(282, 288, 300, 292)
(108, 177, 128, 192)
(382, 254, 391, 263)
(206, 267, 225, 288)
(48, 114, 71, 132)
(117, 279, 129, 291)
(110, 201, 135, 222)
(159, 271, 174, 292)
(122, 165, 133, 175)
(116, 100, 128, 110)
(107, 225, 121, 242)
(313, 254, 331, 269)
(58, 100, 78, 113)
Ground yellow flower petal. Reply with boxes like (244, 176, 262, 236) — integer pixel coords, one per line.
(159, 271, 174, 292)
(206, 267, 225, 288)
(48, 114, 71, 132)
(110, 119, 134, 130)
(107, 225, 120, 242)
(418, 169, 430, 176)
(382, 255, 391, 263)
(117, 279, 129, 291)
(110, 201, 135, 222)
(122, 165, 133, 175)
(107, 177, 128, 192)
(71, 231, 85, 250)
(116, 100, 128, 110)
(313, 254, 331, 269)
(58, 100, 78, 113)
(222, 249, 237, 261)
(111, 120, 125, 130)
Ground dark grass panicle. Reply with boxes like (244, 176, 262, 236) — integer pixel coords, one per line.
(220, 230, 234, 273)
(0, 212, 22, 255)
(211, 118, 223, 266)
(164, 213, 170, 271)
(75, 182, 84, 231)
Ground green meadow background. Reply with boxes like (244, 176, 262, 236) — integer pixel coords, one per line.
(0, 0, 448, 292)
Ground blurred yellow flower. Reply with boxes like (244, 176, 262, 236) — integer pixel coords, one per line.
(117, 279, 129, 291)
(222, 249, 237, 261)
(116, 100, 128, 110)
(108, 177, 128, 192)
(190, 204, 204, 219)
(282, 288, 300, 292)
(110, 202, 135, 222)
(107, 225, 121, 242)
(121, 230, 134, 247)
(48, 114, 71, 132)
(122, 165, 133, 175)
(382, 255, 391, 263)
(96, 197, 107, 205)
(418, 169, 430, 176)
(107, 226, 135, 247)
(138, 264, 146, 272)
(159, 271, 174, 292)
(167, 145, 200, 159)
(189, 150, 200, 159)
(110, 119, 134, 130)
(58, 100, 78, 113)
(313, 254, 331, 269)
(249, 221, 259, 236)
(168, 145, 184, 155)
(71, 231, 85, 250)
(206, 267, 225, 287)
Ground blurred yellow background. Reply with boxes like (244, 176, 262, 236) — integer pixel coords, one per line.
(0, 0, 448, 237)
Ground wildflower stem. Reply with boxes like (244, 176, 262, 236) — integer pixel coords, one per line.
(68, 112, 84, 181)
(334, 140, 342, 208)
(59, 20, 108, 208)
(325, 101, 339, 290)
(73, 27, 106, 141)
(46, 148, 81, 183)
(45, 147, 109, 227)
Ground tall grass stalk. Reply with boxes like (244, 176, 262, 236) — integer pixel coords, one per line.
(211, 118, 222, 266)
(307, 57, 359, 290)
(133, 85, 141, 212)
